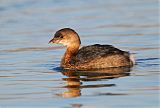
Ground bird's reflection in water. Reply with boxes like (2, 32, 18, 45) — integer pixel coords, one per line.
(56, 67, 131, 98)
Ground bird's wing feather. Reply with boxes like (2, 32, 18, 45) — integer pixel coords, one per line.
(72, 44, 128, 65)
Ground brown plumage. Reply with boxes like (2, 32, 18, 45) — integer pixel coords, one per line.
(49, 28, 134, 70)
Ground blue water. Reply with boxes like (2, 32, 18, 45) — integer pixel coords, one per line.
(0, 0, 159, 108)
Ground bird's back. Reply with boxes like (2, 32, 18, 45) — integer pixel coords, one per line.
(71, 44, 130, 66)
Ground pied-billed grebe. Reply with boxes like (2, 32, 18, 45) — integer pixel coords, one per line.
(49, 28, 135, 70)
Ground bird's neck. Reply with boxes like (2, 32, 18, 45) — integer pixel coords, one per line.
(61, 44, 80, 67)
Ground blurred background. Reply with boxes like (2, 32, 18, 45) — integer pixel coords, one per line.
(0, 0, 159, 108)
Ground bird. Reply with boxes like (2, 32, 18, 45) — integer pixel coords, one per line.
(49, 28, 135, 70)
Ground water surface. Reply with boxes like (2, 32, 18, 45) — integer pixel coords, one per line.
(0, 0, 159, 108)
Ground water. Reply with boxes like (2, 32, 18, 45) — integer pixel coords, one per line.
(0, 0, 159, 108)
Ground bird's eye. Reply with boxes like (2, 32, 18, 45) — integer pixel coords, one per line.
(54, 32, 63, 39)
(59, 35, 63, 38)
